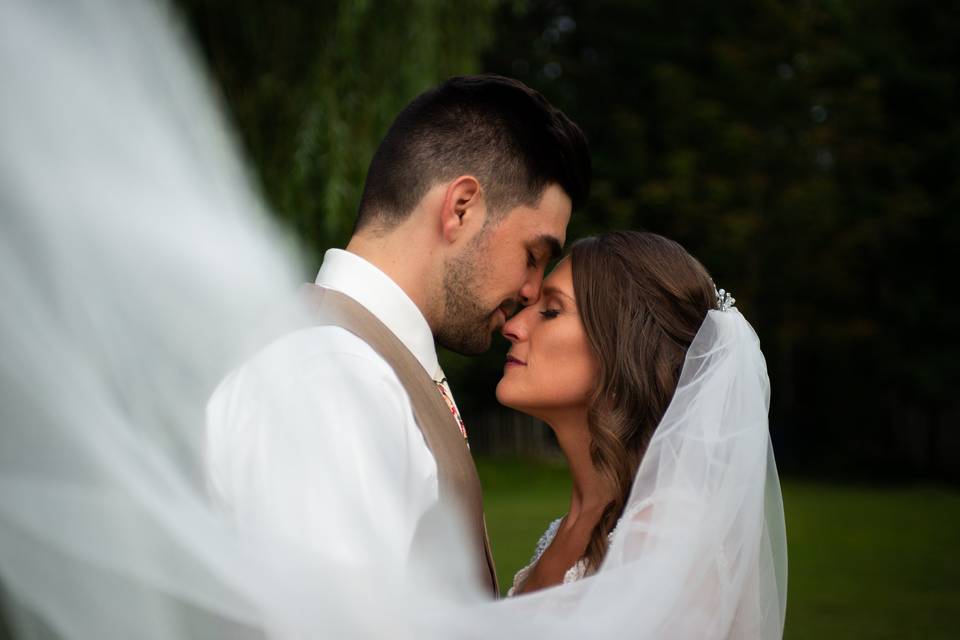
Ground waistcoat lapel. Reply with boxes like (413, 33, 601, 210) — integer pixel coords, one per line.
(302, 284, 499, 596)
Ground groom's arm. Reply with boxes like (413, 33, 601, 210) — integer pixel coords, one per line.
(206, 326, 438, 571)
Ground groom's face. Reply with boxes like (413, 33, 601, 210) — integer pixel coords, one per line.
(437, 184, 571, 355)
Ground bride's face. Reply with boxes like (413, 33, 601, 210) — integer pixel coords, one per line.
(496, 258, 598, 420)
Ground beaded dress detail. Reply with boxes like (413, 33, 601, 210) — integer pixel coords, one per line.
(507, 517, 618, 597)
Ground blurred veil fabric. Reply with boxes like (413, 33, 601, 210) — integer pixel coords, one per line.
(0, 0, 786, 638)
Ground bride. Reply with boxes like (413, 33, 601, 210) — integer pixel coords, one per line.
(493, 230, 786, 639)
(499, 231, 743, 595)
(0, 0, 786, 638)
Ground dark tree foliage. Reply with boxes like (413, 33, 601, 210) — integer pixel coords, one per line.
(178, 0, 496, 262)
(177, 0, 959, 479)
(484, 0, 960, 479)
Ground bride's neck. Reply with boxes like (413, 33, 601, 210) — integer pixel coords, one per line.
(548, 413, 612, 524)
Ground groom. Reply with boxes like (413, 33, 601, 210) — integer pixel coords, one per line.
(206, 74, 589, 596)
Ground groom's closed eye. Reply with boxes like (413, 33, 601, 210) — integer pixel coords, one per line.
(541, 235, 564, 262)
(527, 235, 563, 266)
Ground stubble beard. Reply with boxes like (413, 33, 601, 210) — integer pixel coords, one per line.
(435, 238, 498, 356)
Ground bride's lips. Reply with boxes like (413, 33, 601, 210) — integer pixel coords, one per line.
(505, 355, 526, 368)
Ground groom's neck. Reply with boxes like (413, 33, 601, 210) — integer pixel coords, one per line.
(345, 225, 438, 329)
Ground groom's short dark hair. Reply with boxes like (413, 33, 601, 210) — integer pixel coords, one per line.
(354, 74, 590, 232)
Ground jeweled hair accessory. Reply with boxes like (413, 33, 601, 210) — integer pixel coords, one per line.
(715, 287, 736, 311)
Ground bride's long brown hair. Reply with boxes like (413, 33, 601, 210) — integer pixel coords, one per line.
(571, 231, 716, 571)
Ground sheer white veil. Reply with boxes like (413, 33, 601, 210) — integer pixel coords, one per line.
(0, 0, 786, 638)
(481, 309, 787, 639)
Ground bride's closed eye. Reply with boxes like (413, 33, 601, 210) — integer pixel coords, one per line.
(539, 309, 560, 319)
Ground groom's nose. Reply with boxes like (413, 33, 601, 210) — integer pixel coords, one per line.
(518, 273, 543, 306)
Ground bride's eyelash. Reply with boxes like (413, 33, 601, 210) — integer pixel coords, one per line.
(539, 309, 560, 319)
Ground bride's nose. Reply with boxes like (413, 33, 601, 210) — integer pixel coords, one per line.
(501, 306, 532, 343)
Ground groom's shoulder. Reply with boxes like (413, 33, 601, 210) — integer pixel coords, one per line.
(207, 324, 406, 428)
(231, 324, 398, 389)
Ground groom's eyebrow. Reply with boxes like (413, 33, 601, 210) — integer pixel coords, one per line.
(535, 235, 563, 261)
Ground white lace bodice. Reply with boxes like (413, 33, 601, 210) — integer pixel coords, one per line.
(507, 518, 580, 596)
(508, 516, 619, 597)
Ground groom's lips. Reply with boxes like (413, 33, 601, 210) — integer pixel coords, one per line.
(494, 300, 518, 326)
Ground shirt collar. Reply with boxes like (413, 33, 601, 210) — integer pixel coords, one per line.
(315, 249, 439, 376)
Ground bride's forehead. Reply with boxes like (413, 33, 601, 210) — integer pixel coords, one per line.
(544, 258, 574, 288)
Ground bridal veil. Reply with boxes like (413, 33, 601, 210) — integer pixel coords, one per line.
(0, 0, 786, 637)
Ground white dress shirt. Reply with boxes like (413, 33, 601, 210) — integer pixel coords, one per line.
(206, 249, 458, 571)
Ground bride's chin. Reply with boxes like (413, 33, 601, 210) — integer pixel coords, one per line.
(496, 385, 543, 422)
(494, 381, 509, 406)
(495, 380, 521, 411)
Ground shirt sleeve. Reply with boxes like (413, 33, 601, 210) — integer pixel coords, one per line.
(206, 326, 438, 571)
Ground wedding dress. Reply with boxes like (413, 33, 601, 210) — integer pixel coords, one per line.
(508, 517, 614, 595)
(508, 518, 587, 595)
(0, 1, 787, 638)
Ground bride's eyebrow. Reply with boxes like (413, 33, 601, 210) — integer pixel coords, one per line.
(542, 285, 575, 304)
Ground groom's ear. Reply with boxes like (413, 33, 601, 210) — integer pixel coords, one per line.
(439, 175, 484, 244)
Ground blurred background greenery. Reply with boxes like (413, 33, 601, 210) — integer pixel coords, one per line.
(178, 1, 959, 636)
(479, 458, 960, 639)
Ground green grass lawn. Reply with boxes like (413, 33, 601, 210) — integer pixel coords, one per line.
(477, 457, 960, 639)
